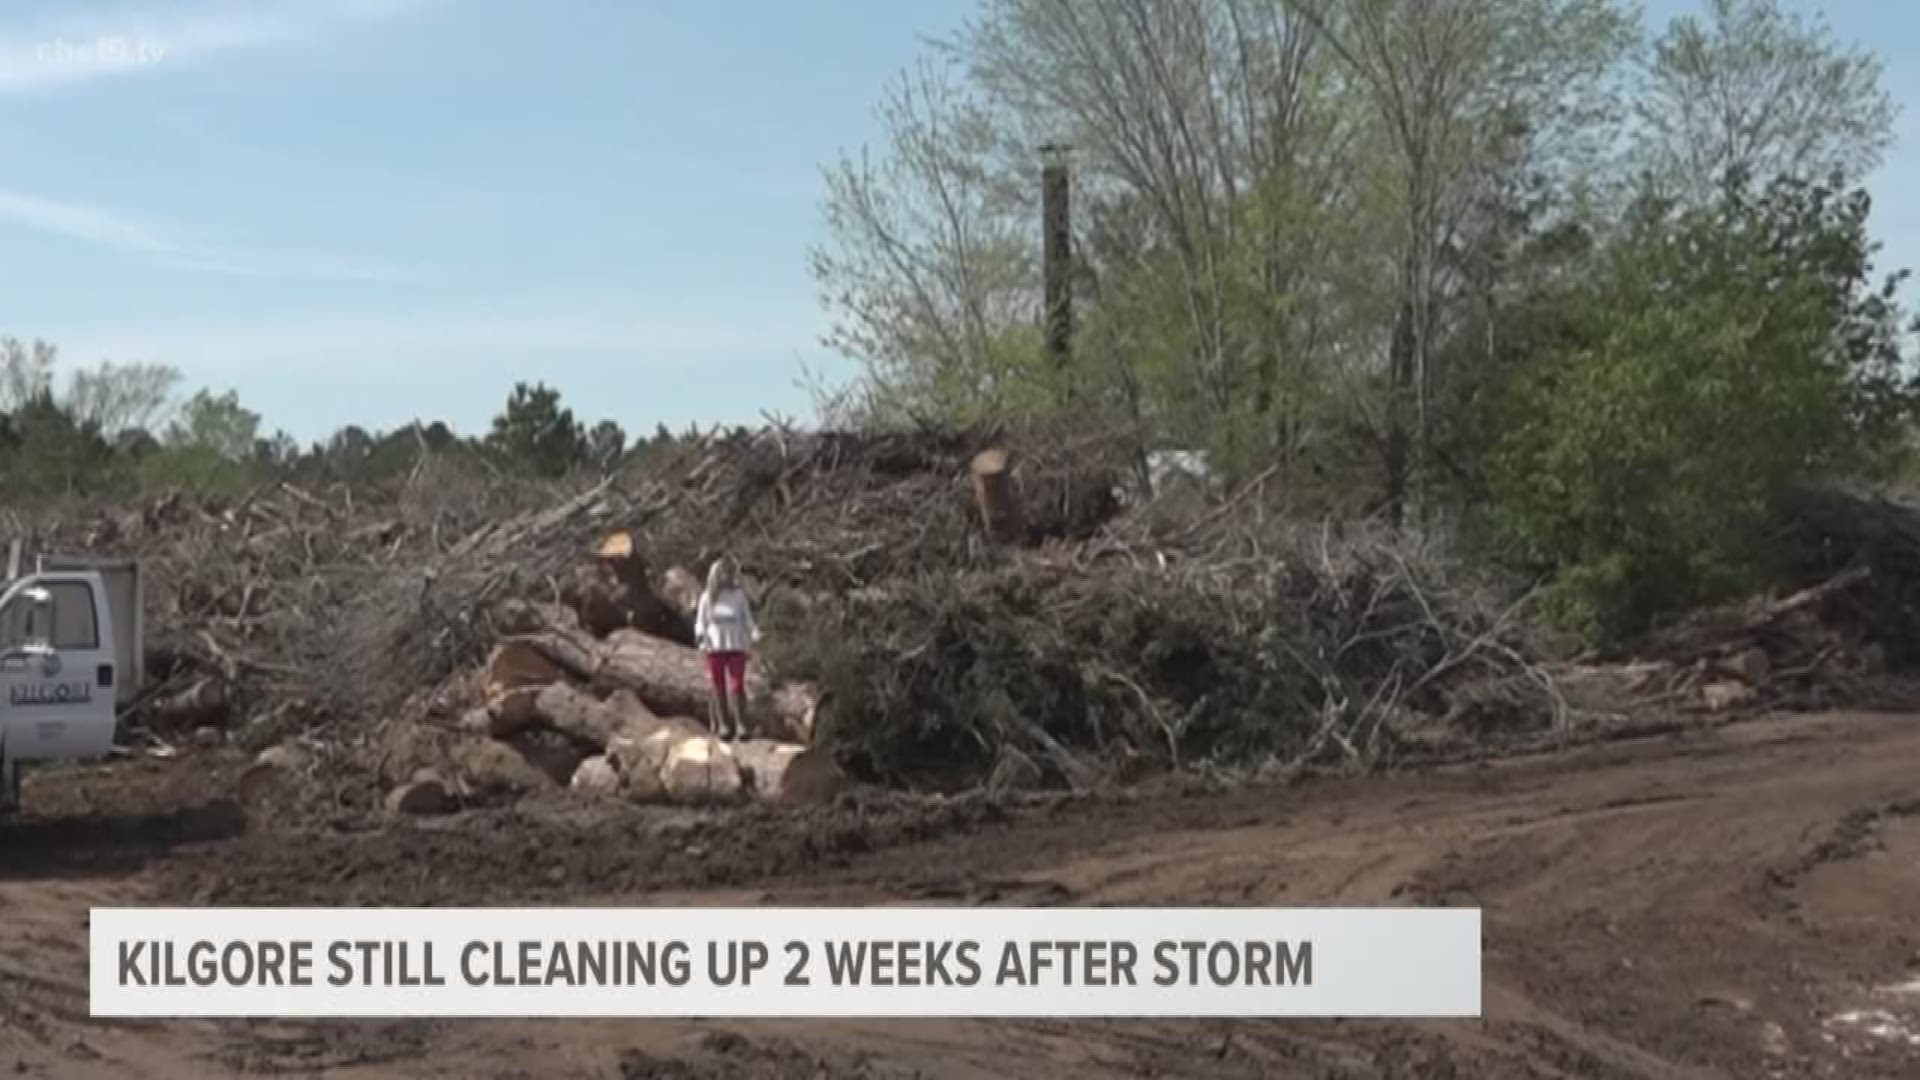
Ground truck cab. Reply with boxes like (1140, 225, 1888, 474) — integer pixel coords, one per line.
(0, 568, 119, 813)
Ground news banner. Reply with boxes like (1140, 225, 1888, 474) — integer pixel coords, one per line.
(90, 908, 1479, 1018)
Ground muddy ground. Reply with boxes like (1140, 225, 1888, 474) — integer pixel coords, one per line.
(4, 710, 1920, 1079)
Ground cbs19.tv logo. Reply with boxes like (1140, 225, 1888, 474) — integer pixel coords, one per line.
(34, 36, 169, 71)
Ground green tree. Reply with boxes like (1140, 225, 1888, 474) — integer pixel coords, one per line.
(485, 381, 586, 477)
(64, 360, 183, 436)
(139, 388, 265, 491)
(810, 58, 1045, 425)
(0, 338, 57, 412)
(0, 388, 114, 497)
(0, 338, 182, 438)
(1488, 175, 1920, 641)
(585, 419, 627, 472)
(164, 389, 262, 460)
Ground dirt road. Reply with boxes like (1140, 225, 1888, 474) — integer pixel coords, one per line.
(5, 710, 1920, 1079)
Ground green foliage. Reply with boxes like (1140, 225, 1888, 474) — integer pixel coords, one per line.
(0, 389, 116, 497)
(1487, 175, 1920, 641)
(0, 336, 659, 501)
(485, 381, 587, 477)
(585, 420, 627, 472)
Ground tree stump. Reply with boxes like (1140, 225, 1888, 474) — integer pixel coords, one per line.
(970, 448, 1027, 544)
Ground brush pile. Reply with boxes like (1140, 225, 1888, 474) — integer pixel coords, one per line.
(38, 422, 1918, 815)
(1554, 484, 1920, 719)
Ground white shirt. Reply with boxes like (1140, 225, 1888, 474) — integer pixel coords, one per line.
(695, 586, 758, 653)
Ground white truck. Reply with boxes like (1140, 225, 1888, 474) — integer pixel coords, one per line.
(0, 547, 144, 814)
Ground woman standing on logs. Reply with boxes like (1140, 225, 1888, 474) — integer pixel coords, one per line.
(694, 556, 759, 741)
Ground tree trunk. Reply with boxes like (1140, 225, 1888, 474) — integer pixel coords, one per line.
(490, 598, 580, 636)
(148, 677, 228, 734)
(562, 541, 693, 645)
(660, 567, 702, 624)
(482, 641, 567, 738)
(595, 629, 816, 743)
(569, 756, 622, 796)
(606, 714, 710, 779)
(657, 734, 746, 804)
(530, 683, 673, 749)
(485, 641, 564, 698)
(730, 739, 842, 805)
(1383, 297, 1414, 530)
(483, 687, 543, 738)
(514, 627, 603, 684)
(970, 448, 1027, 544)
(450, 736, 564, 796)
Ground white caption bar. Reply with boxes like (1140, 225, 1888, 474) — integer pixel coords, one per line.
(90, 907, 1480, 1018)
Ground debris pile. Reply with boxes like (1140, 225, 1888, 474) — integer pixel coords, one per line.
(770, 532, 1561, 792)
(17, 423, 1914, 816)
(1562, 484, 1920, 718)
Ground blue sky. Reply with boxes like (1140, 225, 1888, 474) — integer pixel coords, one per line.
(0, 1, 1915, 445)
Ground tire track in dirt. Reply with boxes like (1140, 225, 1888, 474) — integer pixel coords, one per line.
(4, 711, 1920, 1078)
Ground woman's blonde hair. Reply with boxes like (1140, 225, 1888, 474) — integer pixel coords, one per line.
(706, 556, 737, 595)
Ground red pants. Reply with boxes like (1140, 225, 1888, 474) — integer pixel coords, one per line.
(704, 650, 747, 694)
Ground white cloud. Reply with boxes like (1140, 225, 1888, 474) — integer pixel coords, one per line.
(0, 188, 167, 250)
(0, 186, 415, 282)
(0, 0, 439, 94)
(46, 302, 830, 376)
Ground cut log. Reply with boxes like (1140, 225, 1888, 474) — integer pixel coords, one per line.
(658, 735, 745, 804)
(484, 642, 564, 700)
(530, 683, 632, 748)
(610, 715, 712, 778)
(386, 775, 453, 816)
(609, 735, 670, 802)
(450, 737, 559, 796)
(560, 531, 695, 644)
(514, 627, 603, 683)
(491, 598, 580, 636)
(501, 730, 591, 788)
(777, 746, 845, 806)
(661, 567, 702, 623)
(524, 682, 708, 805)
(596, 630, 732, 717)
(769, 683, 822, 745)
(1701, 680, 1757, 713)
(484, 685, 544, 738)
(597, 529, 638, 561)
(970, 448, 1027, 544)
(148, 677, 228, 733)
(570, 756, 622, 796)
(595, 629, 814, 743)
(729, 739, 839, 804)
(562, 563, 621, 638)
(236, 744, 310, 806)
(235, 763, 282, 807)
(1721, 647, 1771, 685)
